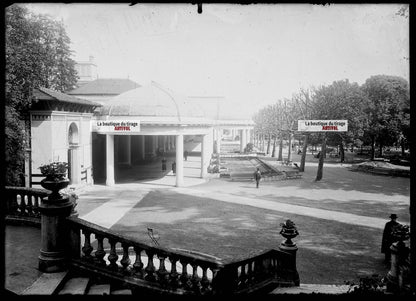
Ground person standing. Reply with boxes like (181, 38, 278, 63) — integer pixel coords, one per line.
(381, 213, 399, 263)
(161, 157, 167, 171)
(253, 168, 262, 188)
(184, 150, 189, 161)
(172, 161, 176, 174)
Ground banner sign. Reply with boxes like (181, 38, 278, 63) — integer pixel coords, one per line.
(297, 120, 348, 132)
(92, 120, 140, 133)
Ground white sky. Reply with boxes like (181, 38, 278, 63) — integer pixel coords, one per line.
(23, 3, 409, 119)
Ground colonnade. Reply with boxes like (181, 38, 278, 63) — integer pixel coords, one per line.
(105, 134, 208, 187)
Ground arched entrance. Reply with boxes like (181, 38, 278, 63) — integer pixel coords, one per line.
(68, 122, 80, 185)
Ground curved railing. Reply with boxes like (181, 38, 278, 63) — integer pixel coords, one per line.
(5, 186, 50, 226)
(66, 216, 299, 295)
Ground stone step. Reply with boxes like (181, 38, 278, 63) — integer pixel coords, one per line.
(87, 284, 111, 295)
(58, 277, 90, 295)
(271, 284, 350, 295)
(22, 271, 68, 295)
(111, 289, 133, 295)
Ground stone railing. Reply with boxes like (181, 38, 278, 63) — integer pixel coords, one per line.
(66, 216, 299, 295)
(5, 186, 50, 226)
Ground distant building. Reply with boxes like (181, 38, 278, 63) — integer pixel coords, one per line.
(67, 78, 141, 105)
(25, 58, 254, 189)
(74, 55, 98, 86)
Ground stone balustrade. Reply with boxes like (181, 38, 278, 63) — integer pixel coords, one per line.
(5, 186, 50, 225)
(66, 216, 298, 295)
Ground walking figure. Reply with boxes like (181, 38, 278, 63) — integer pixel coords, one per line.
(381, 213, 399, 264)
(161, 157, 167, 171)
(253, 168, 262, 188)
(184, 150, 189, 161)
(172, 161, 176, 174)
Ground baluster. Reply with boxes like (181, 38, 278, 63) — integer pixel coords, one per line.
(168, 256, 179, 287)
(108, 239, 119, 271)
(120, 243, 131, 273)
(81, 230, 93, 260)
(191, 264, 201, 293)
(179, 259, 192, 289)
(94, 235, 106, 266)
(19, 194, 26, 216)
(33, 196, 40, 217)
(200, 266, 211, 294)
(239, 263, 247, 288)
(144, 250, 156, 281)
(247, 261, 253, 284)
(133, 247, 144, 278)
(157, 255, 169, 285)
(26, 194, 33, 216)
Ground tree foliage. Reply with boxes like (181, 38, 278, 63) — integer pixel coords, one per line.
(5, 4, 78, 185)
(252, 75, 409, 181)
(361, 75, 410, 158)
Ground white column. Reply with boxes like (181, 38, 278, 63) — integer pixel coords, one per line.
(163, 136, 167, 153)
(126, 136, 131, 165)
(175, 134, 184, 187)
(106, 134, 115, 186)
(69, 147, 81, 185)
(150, 136, 156, 155)
(240, 129, 244, 153)
(200, 134, 208, 178)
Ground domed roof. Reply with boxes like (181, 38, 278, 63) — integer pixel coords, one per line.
(99, 82, 205, 120)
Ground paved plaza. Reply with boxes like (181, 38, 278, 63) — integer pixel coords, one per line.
(5, 154, 410, 293)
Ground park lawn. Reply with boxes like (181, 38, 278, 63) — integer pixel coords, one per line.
(110, 189, 389, 285)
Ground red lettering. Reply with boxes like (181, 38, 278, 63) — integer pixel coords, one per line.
(114, 126, 131, 131)
(322, 126, 338, 131)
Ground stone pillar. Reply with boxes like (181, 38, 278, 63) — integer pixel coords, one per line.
(240, 129, 245, 153)
(139, 135, 145, 160)
(38, 185, 74, 272)
(386, 241, 406, 293)
(126, 136, 131, 165)
(200, 134, 208, 178)
(24, 148, 31, 187)
(279, 222, 300, 286)
(106, 134, 115, 186)
(175, 134, 184, 187)
(69, 145, 81, 185)
(163, 136, 167, 153)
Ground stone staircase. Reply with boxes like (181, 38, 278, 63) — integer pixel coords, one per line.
(22, 271, 133, 295)
(271, 284, 350, 295)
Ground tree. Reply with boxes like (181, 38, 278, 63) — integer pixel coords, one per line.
(361, 75, 410, 160)
(5, 4, 78, 185)
(311, 79, 369, 180)
(292, 87, 316, 171)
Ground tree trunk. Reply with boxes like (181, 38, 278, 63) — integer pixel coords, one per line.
(299, 134, 308, 172)
(272, 137, 276, 157)
(278, 134, 283, 161)
(371, 135, 375, 160)
(287, 132, 293, 162)
(339, 143, 345, 163)
(266, 134, 271, 155)
(315, 134, 326, 181)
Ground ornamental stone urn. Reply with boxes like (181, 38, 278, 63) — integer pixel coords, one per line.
(279, 219, 299, 250)
(40, 176, 70, 201)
